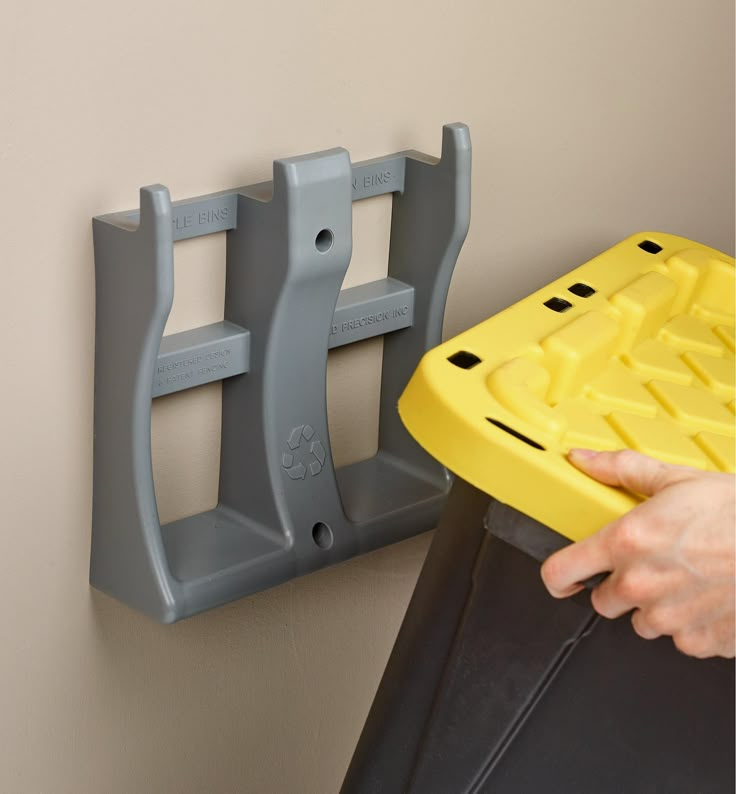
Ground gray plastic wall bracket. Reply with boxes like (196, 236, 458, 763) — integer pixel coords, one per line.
(91, 123, 471, 622)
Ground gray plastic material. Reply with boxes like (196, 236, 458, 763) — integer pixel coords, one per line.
(91, 123, 471, 622)
(154, 321, 250, 398)
(329, 277, 414, 349)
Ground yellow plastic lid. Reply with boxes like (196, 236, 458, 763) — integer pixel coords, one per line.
(399, 233, 735, 541)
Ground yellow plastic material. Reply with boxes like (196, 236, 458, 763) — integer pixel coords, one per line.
(399, 233, 735, 541)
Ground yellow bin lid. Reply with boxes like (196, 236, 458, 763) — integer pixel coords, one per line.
(399, 232, 735, 541)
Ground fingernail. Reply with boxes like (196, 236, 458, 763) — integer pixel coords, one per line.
(568, 448, 598, 461)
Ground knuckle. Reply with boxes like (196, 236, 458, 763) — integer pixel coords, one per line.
(645, 607, 673, 635)
(540, 554, 561, 581)
(614, 449, 639, 469)
(590, 587, 616, 619)
(673, 631, 711, 659)
(612, 516, 644, 555)
(630, 611, 651, 638)
(540, 558, 563, 593)
(616, 571, 649, 603)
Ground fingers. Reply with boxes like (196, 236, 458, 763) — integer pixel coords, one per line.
(540, 533, 612, 597)
(541, 497, 665, 605)
(567, 448, 695, 497)
(631, 609, 662, 640)
(589, 571, 636, 618)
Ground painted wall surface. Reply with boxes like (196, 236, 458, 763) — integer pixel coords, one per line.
(0, 1, 733, 791)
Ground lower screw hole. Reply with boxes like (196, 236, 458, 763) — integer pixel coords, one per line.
(315, 228, 334, 253)
(312, 522, 333, 549)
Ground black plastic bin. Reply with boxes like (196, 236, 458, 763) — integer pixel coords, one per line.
(342, 479, 735, 794)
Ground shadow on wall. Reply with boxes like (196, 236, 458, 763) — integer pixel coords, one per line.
(84, 531, 431, 793)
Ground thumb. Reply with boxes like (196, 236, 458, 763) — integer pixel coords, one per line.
(567, 449, 696, 497)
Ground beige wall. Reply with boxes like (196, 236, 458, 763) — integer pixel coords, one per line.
(1, 1, 733, 792)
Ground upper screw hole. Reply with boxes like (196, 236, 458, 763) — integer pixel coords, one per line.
(315, 229, 334, 253)
(312, 522, 333, 549)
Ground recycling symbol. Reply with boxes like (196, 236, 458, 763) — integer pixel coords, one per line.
(282, 424, 326, 480)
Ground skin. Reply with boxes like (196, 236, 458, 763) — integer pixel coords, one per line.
(540, 449, 736, 659)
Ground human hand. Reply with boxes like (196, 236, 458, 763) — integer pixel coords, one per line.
(541, 449, 735, 659)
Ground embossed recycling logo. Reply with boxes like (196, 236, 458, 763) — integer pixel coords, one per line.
(282, 425, 326, 480)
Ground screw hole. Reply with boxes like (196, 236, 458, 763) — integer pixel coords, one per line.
(448, 350, 482, 369)
(312, 522, 333, 549)
(544, 297, 573, 313)
(638, 239, 662, 254)
(568, 282, 596, 298)
(315, 229, 334, 253)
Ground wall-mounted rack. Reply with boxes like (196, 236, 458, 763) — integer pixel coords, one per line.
(91, 123, 471, 622)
